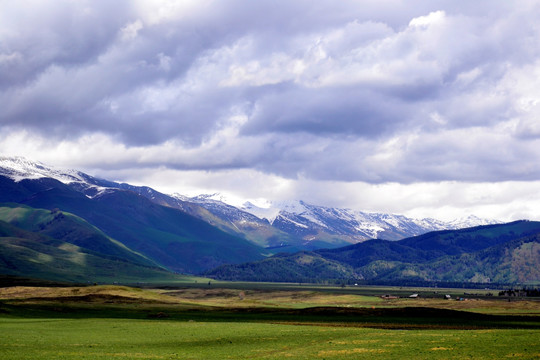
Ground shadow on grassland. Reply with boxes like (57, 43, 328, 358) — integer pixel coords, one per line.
(1, 296, 539, 330)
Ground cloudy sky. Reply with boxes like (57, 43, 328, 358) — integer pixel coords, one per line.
(2, 0, 540, 221)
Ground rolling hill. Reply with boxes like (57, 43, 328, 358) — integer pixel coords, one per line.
(0, 219, 179, 283)
(0, 203, 155, 267)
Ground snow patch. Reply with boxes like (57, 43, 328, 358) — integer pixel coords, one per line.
(276, 214, 309, 229)
(0, 156, 85, 184)
(241, 201, 281, 223)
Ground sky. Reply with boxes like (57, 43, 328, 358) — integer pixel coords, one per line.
(2, 0, 540, 221)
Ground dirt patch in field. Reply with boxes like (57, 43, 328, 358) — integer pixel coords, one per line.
(0, 286, 180, 304)
(23, 294, 163, 304)
(164, 288, 243, 299)
(318, 348, 387, 356)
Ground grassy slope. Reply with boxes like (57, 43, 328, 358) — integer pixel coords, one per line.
(207, 222, 540, 284)
(87, 191, 266, 272)
(0, 220, 183, 283)
(208, 251, 357, 282)
(382, 233, 540, 284)
(0, 203, 155, 267)
(399, 220, 540, 253)
(0, 176, 265, 274)
(318, 220, 540, 265)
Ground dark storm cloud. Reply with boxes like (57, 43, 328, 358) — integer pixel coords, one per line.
(243, 85, 412, 137)
(0, 1, 134, 87)
(0, 1, 244, 139)
(2, 0, 540, 184)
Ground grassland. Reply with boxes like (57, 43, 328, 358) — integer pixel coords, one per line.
(1, 283, 539, 359)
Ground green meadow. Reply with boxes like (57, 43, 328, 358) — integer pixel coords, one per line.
(1, 283, 539, 359)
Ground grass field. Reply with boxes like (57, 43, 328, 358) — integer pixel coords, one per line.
(1, 283, 539, 359)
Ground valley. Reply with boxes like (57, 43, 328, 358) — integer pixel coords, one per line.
(0, 157, 539, 359)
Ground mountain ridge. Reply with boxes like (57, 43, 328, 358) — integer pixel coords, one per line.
(0, 156, 537, 285)
(207, 220, 540, 285)
(0, 159, 267, 275)
(187, 195, 500, 246)
(0, 156, 500, 251)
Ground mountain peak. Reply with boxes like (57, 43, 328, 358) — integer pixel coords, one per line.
(192, 193, 230, 204)
(240, 200, 282, 223)
(0, 156, 84, 183)
(447, 215, 499, 229)
(170, 192, 190, 201)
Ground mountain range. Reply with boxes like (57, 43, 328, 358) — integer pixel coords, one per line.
(179, 192, 498, 252)
(1, 156, 536, 285)
(207, 220, 540, 285)
(0, 157, 497, 251)
(0, 157, 264, 279)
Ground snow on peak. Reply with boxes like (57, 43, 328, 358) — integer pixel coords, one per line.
(239, 199, 310, 222)
(447, 215, 499, 229)
(0, 156, 85, 184)
(170, 192, 190, 201)
(239, 199, 332, 228)
(0, 156, 124, 200)
(187, 192, 248, 208)
(273, 200, 310, 215)
(241, 201, 282, 223)
(193, 193, 228, 202)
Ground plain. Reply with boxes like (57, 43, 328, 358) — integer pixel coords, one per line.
(1, 282, 539, 359)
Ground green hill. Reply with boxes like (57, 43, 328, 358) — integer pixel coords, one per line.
(0, 220, 180, 283)
(209, 251, 356, 283)
(317, 221, 540, 266)
(207, 221, 540, 285)
(0, 203, 155, 267)
(0, 176, 265, 274)
(381, 233, 540, 284)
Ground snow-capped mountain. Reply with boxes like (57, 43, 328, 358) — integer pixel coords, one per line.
(0, 156, 123, 198)
(0, 156, 182, 205)
(445, 215, 497, 229)
(172, 193, 268, 230)
(0, 157, 267, 274)
(0, 156, 88, 184)
(0, 157, 287, 248)
(169, 193, 298, 249)
(236, 199, 497, 242)
(183, 195, 500, 247)
(0, 156, 501, 251)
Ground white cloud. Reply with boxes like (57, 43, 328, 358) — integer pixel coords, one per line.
(409, 10, 446, 28)
(120, 20, 143, 41)
(133, 0, 210, 25)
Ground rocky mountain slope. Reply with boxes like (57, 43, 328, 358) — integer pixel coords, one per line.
(187, 196, 498, 249)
